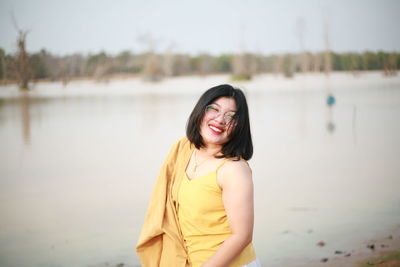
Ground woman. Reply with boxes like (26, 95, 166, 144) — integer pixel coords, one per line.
(136, 84, 261, 267)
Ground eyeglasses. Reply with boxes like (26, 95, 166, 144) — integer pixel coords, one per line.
(205, 104, 236, 123)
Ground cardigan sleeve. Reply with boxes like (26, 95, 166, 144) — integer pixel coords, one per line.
(136, 137, 190, 267)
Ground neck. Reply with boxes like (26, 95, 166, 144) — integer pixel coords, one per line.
(198, 143, 223, 158)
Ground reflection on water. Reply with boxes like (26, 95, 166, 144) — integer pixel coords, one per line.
(20, 93, 32, 145)
(325, 93, 336, 134)
(352, 105, 357, 145)
(0, 73, 399, 267)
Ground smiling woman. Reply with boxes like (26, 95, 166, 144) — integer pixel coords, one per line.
(136, 84, 261, 267)
(186, 84, 253, 161)
(200, 98, 238, 149)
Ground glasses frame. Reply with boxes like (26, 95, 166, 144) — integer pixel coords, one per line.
(204, 104, 236, 123)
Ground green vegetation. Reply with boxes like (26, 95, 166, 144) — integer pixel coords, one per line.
(231, 74, 252, 81)
(0, 49, 398, 84)
(359, 251, 400, 266)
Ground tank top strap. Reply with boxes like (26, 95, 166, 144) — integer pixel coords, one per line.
(215, 158, 231, 171)
(216, 157, 250, 170)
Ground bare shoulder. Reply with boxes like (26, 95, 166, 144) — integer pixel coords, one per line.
(217, 159, 253, 188)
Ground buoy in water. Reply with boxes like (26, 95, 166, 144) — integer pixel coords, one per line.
(327, 94, 336, 106)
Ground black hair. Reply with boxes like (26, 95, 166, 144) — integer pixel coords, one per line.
(186, 84, 253, 160)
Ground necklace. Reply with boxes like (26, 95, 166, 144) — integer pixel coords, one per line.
(193, 150, 210, 172)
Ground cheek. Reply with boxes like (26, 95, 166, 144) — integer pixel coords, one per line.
(199, 117, 208, 133)
(200, 114, 211, 129)
(226, 122, 237, 136)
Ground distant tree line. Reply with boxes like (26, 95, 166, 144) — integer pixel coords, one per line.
(0, 48, 398, 85)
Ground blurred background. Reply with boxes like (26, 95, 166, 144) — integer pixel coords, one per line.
(0, 0, 399, 266)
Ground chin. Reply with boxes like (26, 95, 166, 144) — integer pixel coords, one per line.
(202, 134, 229, 147)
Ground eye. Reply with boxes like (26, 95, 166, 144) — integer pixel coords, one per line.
(225, 112, 235, 119)
(206, 105, 218, 112)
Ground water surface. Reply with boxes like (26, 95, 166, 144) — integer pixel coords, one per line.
(0, 72, 399, 266)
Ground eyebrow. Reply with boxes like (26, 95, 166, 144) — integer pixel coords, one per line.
(211, 102, 237, 112)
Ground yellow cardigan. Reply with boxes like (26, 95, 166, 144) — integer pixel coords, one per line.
(136, 136, 193, 267)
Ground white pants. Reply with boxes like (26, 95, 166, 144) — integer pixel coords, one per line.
(241, 258, 262, 267)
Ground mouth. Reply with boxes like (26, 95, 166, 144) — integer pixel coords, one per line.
(208, 123, 224, 134)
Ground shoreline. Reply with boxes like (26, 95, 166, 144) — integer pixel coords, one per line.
(288, 225, 400, 267)
(86, 226, 400, 267)
(0, 70, 393, 86)
(1, 71, 399, 100)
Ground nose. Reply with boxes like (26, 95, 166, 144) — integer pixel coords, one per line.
(214, 112, 226, 124)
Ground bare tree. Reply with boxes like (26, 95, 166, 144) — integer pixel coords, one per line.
(0, 48, 6, 84)
(272, 55, 283, 77)
(312, 53, 322, 73)
(323, 22, 332, 76)
(383, 53, 398, 76)
(232, 26, 254, 80)
(11, 13, 31, 90)
(296, 17, 309, 73)
(163, 43, 176, 77)
(232, 53, 250, 80)
(137, 33, 163, 81)
(198, 53, 213, 77)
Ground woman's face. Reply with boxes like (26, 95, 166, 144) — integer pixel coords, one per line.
(200, 97, 237, 148)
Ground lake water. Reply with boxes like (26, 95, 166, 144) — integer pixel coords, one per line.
(0, 72, 399, 267)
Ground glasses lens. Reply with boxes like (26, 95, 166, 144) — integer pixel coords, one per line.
(205, 105, 217, 113)
(224, 112, 235, 122)
(206, 105, 236, 123)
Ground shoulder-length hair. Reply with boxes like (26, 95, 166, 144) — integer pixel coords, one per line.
(186, 84, 253, 160)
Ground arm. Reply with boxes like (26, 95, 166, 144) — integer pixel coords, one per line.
(201, 160, 254, 267)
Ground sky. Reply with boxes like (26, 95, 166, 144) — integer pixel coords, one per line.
(0, 0, 399, 56)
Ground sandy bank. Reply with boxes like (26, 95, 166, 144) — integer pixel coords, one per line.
(290, 225, 400, 267)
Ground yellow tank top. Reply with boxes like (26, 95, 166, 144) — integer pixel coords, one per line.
(177, 159, 256, 267)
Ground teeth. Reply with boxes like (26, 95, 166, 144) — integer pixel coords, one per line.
(209, 125, 222, 133)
